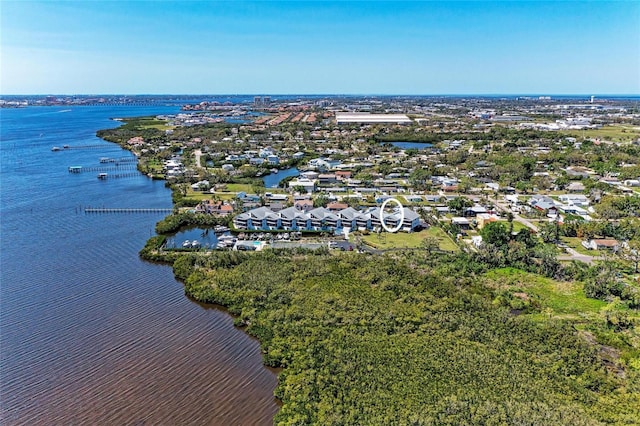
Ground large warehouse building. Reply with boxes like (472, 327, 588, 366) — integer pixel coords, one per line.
(335, 112, 412, 124)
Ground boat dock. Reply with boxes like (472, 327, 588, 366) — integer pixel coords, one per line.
(69, 165, 137, 173)
(97, 172, 142, 180)
(99, 157, 137, 164)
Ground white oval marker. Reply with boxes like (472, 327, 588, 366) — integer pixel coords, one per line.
(379, 198, 404, 233)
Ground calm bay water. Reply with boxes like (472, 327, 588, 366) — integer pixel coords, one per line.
(262, 167, 299, 188)
(0, 106, 279, 425)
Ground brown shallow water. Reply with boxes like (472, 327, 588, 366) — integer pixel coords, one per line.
(0, 105, 280, 425)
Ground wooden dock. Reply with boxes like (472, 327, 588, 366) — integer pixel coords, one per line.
(99, 157, 138, 164)
(69, 165, 137, 173)
(97, 172, 142, 180)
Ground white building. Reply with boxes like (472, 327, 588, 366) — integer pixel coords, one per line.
(335, 112, 412, 124)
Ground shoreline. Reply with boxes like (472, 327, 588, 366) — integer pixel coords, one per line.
(96, 121, 285, 417)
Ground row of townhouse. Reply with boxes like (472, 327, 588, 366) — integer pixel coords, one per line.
(233, 206, 421, 233)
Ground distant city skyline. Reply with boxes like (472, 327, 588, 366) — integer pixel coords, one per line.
(1, 1, 639, 95)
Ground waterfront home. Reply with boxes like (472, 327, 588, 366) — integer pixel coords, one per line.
(288, 177, 317, 194)
(233, 205, 421, 233)
(196, 200, 234, 216)
(233, 206, 279, 230)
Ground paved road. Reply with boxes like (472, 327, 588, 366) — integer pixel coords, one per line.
(558, 246, 598, 265)
(194, 149, 203, 168)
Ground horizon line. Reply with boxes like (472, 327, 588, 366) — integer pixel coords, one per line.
(2, 93, 640, 98)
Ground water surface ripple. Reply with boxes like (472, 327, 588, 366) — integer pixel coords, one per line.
(0, 106, 279, 425)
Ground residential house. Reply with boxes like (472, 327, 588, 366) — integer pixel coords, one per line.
(195, 200, 234, 216)
(294, 199, 314, 212)
(529, 195, 558, 214)
(318, 174, 338, 185)
(476, 213, 499, 229)
(582, 239, 620, 251)
(557, 194, 589, 207)
(233, 206, 423, 233)
(335, 171, 352, 180)
(288, 178, 317, 194)
(451, 217, 471, 230)
(327, 202, 348, 212)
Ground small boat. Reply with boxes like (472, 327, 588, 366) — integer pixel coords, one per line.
(271, 168, 278, 174)
(182, 240, 191, 248)
(63, 145, 70, 149)
(190, 240, 201, 248)
(100, 157, 110, 163)
(214, 225, 230, 233)
(97, 173, 108, 180)
(51, 146, 62, 151)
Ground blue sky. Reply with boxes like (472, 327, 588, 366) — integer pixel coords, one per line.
(1, 1, 638, 94)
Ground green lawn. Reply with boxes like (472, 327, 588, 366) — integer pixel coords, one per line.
(510, 221, 530, 233)
(362, 227, 459, 252)
(224, 183, 255, 193)
(140, 123, 175, 130)
(184, 189, 213, 201)
(562, 237, 594, 256)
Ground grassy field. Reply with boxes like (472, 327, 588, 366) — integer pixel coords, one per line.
(484, 267, 607, 319)
(140, 123, 175, 130)
(223, 183, 255, 193)
(560, 125, 640, 143)
(510, 221, 531, 233)
(126, 117, 175, 131)
(184, 189, 213, 201)
(362, 227, 459, 252)
(562, 237, 594, 256)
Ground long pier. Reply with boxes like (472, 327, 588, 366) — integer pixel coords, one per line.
(69, 165, 137, 173)
(84, 208, 173, 213)
(97, 172, 142, 180)
(99, 157, 137, 164)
